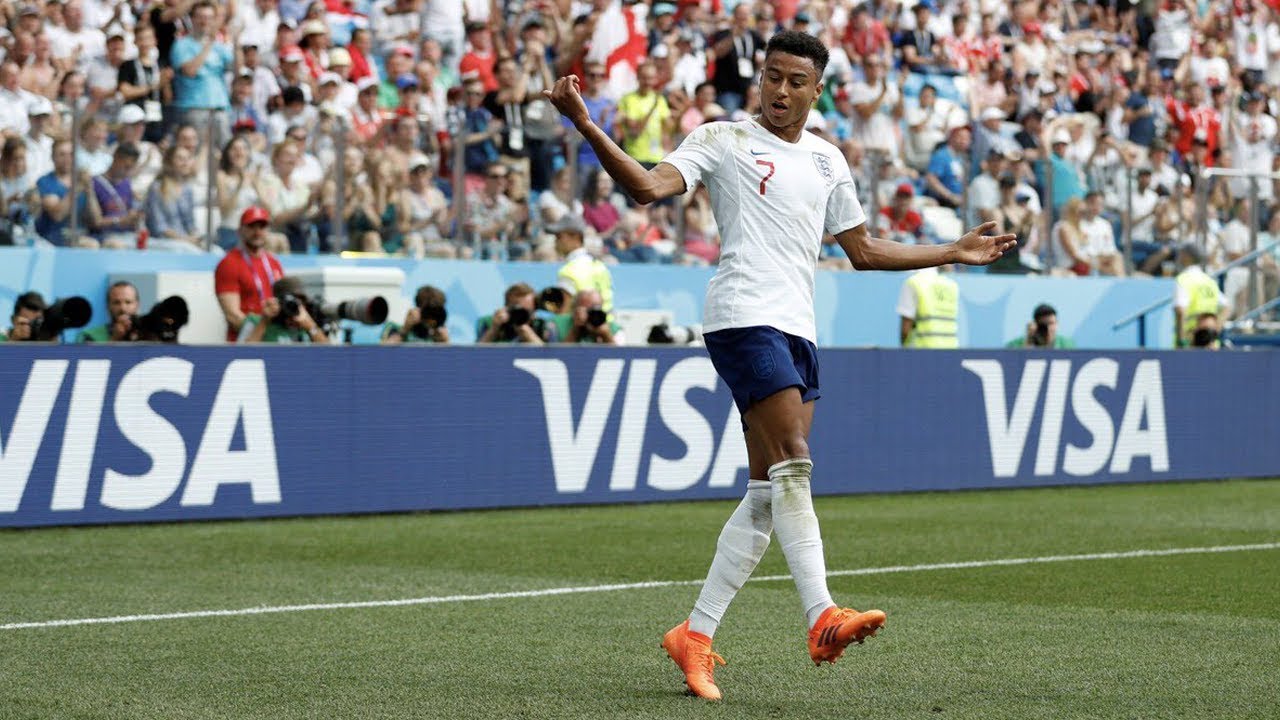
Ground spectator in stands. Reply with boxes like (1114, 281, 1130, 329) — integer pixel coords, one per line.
(563, 61, 617, 183)
(36, 139, 91, 247)
(877, 183, 924, 243)
(618, 62, 682, 169)
(0, 61, 33, 136)
(538, 167, 584, 228)
(398, 155, 451, 257)
(144, 145, 201, 250)
(171, 0, 233, 147)
(118, 23, 167, 143)
(88, 28, 128, 122)
(904, 83, 964, 171)
(476, 282, 557, 344)
(582, 167, 623, 237)
(1081, 191, 1125, 276)
(899, 1, 954, 76)
(925, 125, 969, 209)
(215, 206, 285, 342)
(561, 288, 623, 345)
(238, 276, 331, 343)
(1006, 303, 1075, 348)
(77, 281, 140, 343)
(23, 99, 54, 182)
(709, 4, 764, 113)
(1050, 197, 1090, 276)
(464, 162, 520, 259)
(76, 118, 112, 176)
(0, 137, 38, 233)
(1047, 129, 1086, 212)
(85, 143, 143, 248)
(462, 78, 501, 179)
(459, 22, 498, 93)
(382, 285, 450, 344)
(847, 54, 902, 161)
(215, 137, 267, 249)
(990, 177, 1037, 274)
(351, 77, 385, 143)
(967, 149, 1009, 228)
(116, 106, 162, 199)
(259, 140, 321, 253)
(1, 291, 46, 342)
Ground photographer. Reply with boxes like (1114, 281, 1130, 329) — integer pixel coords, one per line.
(562, 289, 623, 345)
(382, 285, 450, 344)
(238, 277, 330, 344)
(1006, 304, 1075, 349)
(2, 292, 46, 342)
(77, 281, 139, 343)
(476, 282, 557, 344)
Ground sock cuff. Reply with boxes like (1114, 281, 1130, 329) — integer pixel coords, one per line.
(746, 479, 770, 492)
(767, 457, 813, 480)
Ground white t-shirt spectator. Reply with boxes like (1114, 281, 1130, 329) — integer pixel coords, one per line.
(848, 80, 900, 159)
(1129, 186, 1159, 243)
(1190, 55, 1231, 89)
(1233, 18, 1273, 72)
(1151, 7, 1192, 61)
(1080, 215, 1117, 259)
(0, 87, 33, 134)
(1230, 111, 1277, 200)
(46, 25, 107, 70)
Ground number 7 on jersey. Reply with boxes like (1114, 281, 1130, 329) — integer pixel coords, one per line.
(755, 159, 775, 195)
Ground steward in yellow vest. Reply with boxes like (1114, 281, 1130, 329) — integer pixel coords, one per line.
(899, 267, 959, 348)
(551, 215, 614, 314)
(1173, 244, 1228, 348)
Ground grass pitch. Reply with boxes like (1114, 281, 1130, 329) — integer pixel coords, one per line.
(2, 479, 1279, 719)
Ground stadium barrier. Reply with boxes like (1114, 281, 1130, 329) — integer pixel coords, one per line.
(2, 345, 1275, 528)
(1, 247, 1176, 348)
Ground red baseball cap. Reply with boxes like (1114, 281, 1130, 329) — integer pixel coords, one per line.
(895, 182, 915, 197)
(240, 206, 271, 226)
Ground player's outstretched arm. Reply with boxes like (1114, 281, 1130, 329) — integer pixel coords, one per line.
(836, 221, 1016, 271)
(544, 76, 686, 205)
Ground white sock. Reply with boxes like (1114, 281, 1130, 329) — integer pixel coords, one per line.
(688, 480, 773, 638)
(769, 458, 835, 629)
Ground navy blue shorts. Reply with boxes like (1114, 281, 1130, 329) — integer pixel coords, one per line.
(703, 325, 821, 421)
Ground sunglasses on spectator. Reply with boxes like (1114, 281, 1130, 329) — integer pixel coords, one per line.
(488, 171, 509, 178)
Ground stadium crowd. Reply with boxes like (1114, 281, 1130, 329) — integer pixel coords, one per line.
(0, 0, 1278, 303)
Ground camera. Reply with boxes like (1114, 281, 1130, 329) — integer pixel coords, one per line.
(276, 293, 388, 329)
(647, 323, 702, 345)
(1192, 327, 1219, 348)
(506, 306, 531, 327)
(130, 296, 190, 343)
(1030, 320, 1050, 347)
(586, 307, 607, 328)
(27, 296, 92, 341)
(539, 287, 568, 314)
(410, 301, 448, 340)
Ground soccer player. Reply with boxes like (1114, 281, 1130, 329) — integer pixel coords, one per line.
(544, 31, 1015, 701)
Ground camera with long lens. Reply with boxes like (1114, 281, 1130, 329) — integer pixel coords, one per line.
(1030, 320, 1050, 347)
(410, 302, 448, 340)
(27, 296, 92, 341)
(646, 323, 702, 345)
(130, 296, 189, 343)
(275, 293, 388, 330)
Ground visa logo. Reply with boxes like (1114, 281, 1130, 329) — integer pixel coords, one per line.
(963, 358, 1169, 478)
(514, 358, 748, 493)
(1, 358, 282, 513)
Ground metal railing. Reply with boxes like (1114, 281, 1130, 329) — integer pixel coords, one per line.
(1112, 238, 1280, 346)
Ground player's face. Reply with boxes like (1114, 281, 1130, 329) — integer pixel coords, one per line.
(759, 52, 822, 135)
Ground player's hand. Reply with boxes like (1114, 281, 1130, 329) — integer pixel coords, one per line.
(544, 75, 590, 129)
(953, 221, 1017, 266)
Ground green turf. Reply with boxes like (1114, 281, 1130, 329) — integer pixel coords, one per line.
(2, 479, 1278, 719)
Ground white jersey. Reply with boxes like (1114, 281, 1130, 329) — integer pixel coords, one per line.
(662, 120, 866, 342)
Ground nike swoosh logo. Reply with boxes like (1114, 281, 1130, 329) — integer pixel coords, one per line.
(749, 150, 770, 156)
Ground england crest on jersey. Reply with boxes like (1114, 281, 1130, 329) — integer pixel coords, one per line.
(812, 152, 834, 184)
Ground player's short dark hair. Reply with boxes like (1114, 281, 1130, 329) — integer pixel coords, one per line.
(764, 30, 829, 79)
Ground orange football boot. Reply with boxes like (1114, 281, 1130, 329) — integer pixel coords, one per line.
(661, 620, 726, 700)
(807, 606, 886, 665)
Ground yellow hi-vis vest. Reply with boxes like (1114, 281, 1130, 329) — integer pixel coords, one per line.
(1176, 266, 1220, 342)
(558, 252, 614, 312)
(906, 271, 959, 348)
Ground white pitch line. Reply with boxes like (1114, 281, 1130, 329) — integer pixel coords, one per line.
(3, 541, 1277, 632)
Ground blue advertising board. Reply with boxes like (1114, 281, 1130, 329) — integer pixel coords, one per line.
(1, 346, 1275, 528)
